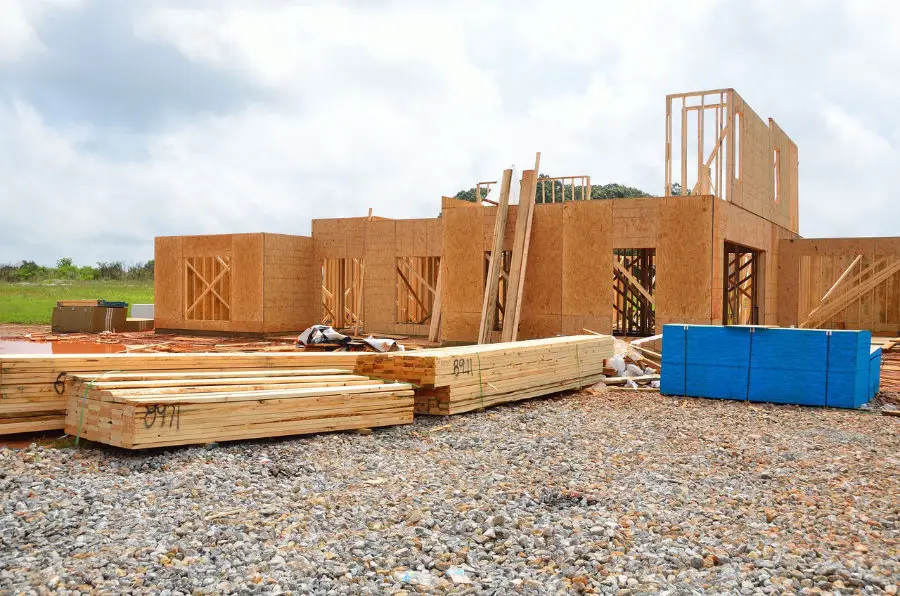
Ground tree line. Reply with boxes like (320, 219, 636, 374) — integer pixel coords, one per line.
(454, 176, 652, 204)
(0, 259, 154, 282)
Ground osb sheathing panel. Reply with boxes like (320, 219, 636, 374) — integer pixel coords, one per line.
(561, 200, 613, 335)
(727, 92, 799, 234)
(777, 237, 900, 333)
(180, 234, 234, 257)
(311, 218, 367, 259)
(729, 93, 770, 221)
(611, 198, 661, 247)
(655, 196, 715, 327)
(440, 198, 483, 341)
(769, 119, 799, 233)
(229, 234, 265, 326)
(154, 236, 182, 327)
(263, 234, 318, 332)
(518, 205, 563, 338)
(363, 219, 398, 333)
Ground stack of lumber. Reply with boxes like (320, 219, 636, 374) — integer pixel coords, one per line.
(355, 335, 615, 415)
(64, 369, 413, 449)
(0, 352, 359, 435)
(877, 337, 899, 394)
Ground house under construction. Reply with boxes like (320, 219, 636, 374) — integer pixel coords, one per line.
(154, 88, 900, 341)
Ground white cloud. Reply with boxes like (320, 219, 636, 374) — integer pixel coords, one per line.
(0, 0, 80, 62)
(0, 0, 898, 265)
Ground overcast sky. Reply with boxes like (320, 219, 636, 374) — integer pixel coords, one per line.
(1, 0, 897, 266)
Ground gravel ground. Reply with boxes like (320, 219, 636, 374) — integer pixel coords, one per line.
(1, 391, 898, 595)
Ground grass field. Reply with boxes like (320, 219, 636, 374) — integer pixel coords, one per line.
(0, 281, 154, 324)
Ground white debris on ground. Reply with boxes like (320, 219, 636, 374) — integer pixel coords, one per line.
(1, 391, 897, 594)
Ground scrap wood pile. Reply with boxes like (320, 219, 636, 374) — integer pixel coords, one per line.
(0, 352, 360, 435)
(593, 335, 661, 392)
(64, 369, 414, 449)
(355, 335, 615, 415)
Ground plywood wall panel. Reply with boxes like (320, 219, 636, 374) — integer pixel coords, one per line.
(154, 236, 183, 324)
(656, 196, 714, 325)
(563, 200, 613, 325)
(230, 234, 265, 325)
(262, 234, 318, 332)
(518, 205, 563, 338)
(180, 234, 234, 257)
(611, 198, 661, 247)
(438, 198, 484, 341)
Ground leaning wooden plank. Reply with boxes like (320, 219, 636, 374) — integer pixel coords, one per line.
(501, 169, 538, 342)
(478, 168, 513, 344)
(428, 266, 443, 343)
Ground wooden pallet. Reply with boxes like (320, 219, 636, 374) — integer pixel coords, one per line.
(0, 352, 360, 435)
(64, 369, 413, 449)
(356, 335, 615, 415)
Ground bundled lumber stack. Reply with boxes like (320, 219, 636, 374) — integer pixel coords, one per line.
(661, 325, 877, 408)
(0, 352, 359, 435)
(356, 335, 614, 415)
(64, 369, 413, 449)
(877, 337, 899, 394)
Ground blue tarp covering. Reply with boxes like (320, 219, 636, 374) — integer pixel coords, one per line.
(660, 325, 878, 408)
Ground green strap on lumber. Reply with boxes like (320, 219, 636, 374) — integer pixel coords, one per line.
(477, 352, 485, 410)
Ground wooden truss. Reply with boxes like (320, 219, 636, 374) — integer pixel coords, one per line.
(184, 256, 231, 321)
(723, 242, 760, 326)
(396, 256, 440, 325)
(612, 249, 656, 336)
(322, 258, 364, 333)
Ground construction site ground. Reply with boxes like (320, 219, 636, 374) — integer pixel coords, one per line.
(1, 390, 897, 594)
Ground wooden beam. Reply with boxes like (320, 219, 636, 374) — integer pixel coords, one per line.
(612, 259, 655, 306)
(396, 267, 429, 316)
(397, 259, 436, 295)
(820, 254, 863, 304)
(478, 169, 513, 344)
(501, 169, 538, 342)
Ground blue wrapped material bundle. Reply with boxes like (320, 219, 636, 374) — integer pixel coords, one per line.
(660, 325, 877, 409)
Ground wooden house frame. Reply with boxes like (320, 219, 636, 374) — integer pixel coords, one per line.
(153, 89, 898, 340)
